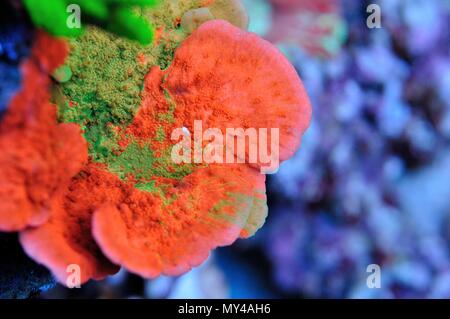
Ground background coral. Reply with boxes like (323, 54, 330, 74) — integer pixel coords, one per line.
(2, 0, 450, 299)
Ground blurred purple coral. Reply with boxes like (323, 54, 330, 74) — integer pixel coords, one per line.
(259, 0, 450, 298)
(0, 0, 449, 299)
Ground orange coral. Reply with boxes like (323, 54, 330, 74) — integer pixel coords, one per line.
(93, 164, 266, 277)
(20, 164, 122, 283)
(1, 21, 311, 284)
(0, 32, 87, 232)
(162, 21, 310, 164)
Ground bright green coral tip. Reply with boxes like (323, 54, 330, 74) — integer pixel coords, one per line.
(107, 6, 155, 45)
(23, 0, 83, 38)
(24, 0, 160, 45)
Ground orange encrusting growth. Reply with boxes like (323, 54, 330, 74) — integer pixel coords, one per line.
(0, 21, 311, 283)
(93, 164, 266, 277)
(89, 21, 310, 277)
(122, 20, 312, 176)
(20, 164, 123, 284)
(0, 32, 88, 232)
(146, 20, 311, 167)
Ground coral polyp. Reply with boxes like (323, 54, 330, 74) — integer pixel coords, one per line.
(0, 1, 311, 285)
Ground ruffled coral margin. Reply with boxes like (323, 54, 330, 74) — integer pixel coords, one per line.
(0, 32, 87, 232)
(0, 31, 118, 283)
(1, 21, 311, 285)
(92, 163, 267, 277)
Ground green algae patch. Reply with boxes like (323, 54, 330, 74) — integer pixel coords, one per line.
(108, 141, 194, 182)
(53, 1, 206, 186)
(135, 181, 159, 193)
(56, 28, 149, 162)
(52, 1, 243, 199)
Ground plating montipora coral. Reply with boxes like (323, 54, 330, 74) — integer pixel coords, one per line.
(0, 0, 311, 284)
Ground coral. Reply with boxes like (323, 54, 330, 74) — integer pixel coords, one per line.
(159, 20, 310, 164)
(260, 0, 450, 298)
(267, 0, 347, 57)
(181, 0, 248, 33)
(0, 4, 311, 287)
(181, 8, 215, 33)
(0, 32, 87, 232)
(208, 0, 249, 30)
(23, 0, 159, 44)
(20, 174, 121, 283)
(271, 0, 339, 12)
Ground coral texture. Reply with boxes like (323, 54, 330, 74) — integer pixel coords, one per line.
(267, 0, 347, 57)
(0, 32, 87, 232)
(0, 4, 311, 285)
